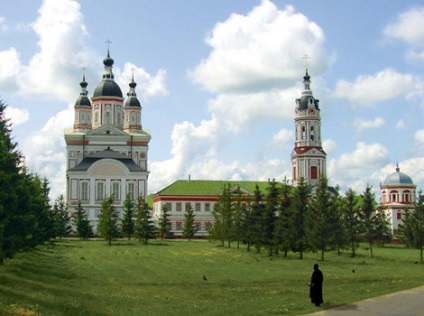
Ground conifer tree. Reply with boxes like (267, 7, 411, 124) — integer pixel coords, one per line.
(158, 203, 172, 239)
(251, 185, 265, 253)
(232, 187, 245, 249)
(342, 189, 361, 257)
(211, 184, 233, 246)
(121, 193, 135, 240)
(73, 201, 93, 240)
(359, 185, 384, 258)
(275, 179, 294, 257)
(183, 202, 197, 241)
(292, 178, 312, 259)
(134, 197, 156, 244)
(263, 180, 279, 256)
(307, 176, 339, 261)
(52, 194, 72, 239)
(400, 192, 424, 262)
(98, 196, 120, 245)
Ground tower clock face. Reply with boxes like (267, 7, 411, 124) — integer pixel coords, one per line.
(308, 108, 315, 115)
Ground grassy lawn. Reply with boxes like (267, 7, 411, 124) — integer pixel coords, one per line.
(0, 239, 424, 316)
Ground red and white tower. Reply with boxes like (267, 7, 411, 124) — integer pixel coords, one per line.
(291, 69, 326, 187)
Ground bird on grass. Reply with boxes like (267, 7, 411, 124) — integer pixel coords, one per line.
(203, 275, 208, 281)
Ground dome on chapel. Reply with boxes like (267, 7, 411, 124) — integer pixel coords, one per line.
(382, 166, 414, 186)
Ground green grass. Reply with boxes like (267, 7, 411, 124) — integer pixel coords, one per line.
(1, 240, 424, 316)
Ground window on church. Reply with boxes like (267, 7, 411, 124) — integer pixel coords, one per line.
(81, 182, 89, 201)
(311, 166, 318, 179)
(105, 111, 111, 124)
(176, 202, 182, 212)
(195, 203, 201, 212)
(310, 127, 314, 140)
(166, 202, 172, 212)
(112, 182, 120, 201)
(131, 112, 136, 123)
(397, 212, 402, 220)
(95, 111, 99, 124)
(302, 126, 306, 140)
(128, 183, 135, 200)
(96, 182, 104, 201)
(205, 203, 210, 212)
(117, 112, 121, 124)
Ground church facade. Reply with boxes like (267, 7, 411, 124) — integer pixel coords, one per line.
(64, 51, 151, 230)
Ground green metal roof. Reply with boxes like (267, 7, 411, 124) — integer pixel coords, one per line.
(154, 180, 272, 196)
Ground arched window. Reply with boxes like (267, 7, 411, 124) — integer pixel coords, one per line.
(105, 111, 111, 124)
(131, 112, 136, 123)
(310, 126, 314, 140)
(302, 126, 306, 140)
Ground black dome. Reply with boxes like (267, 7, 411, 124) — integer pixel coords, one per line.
(298, 96, 319, 110)
(93, 80, 123, 98)
(75, 96, 91, 107)
(125, 97, 141, 107)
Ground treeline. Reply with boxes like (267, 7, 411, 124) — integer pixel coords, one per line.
(210, 177, 392, 260)
(0, 102, 72, 265)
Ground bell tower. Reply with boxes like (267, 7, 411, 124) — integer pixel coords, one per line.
(291, 67, 326, 187)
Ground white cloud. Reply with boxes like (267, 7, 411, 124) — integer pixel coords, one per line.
(328, 142, 390, 191)
(20, 104, 73, 199)
(322, 139, 337, 155)
(189, 0, 331, 93)
(384, 7, 424, 46)
(396, 119, 405, 129)
(116, 63, 168, 100)
(208, 87, 297, 133)
(4, 106, 29, 126)
(0, 47, 21, 91)
(414, 129, 424, 156)
(272, 128, 293, 144)
(353, 117, 384, 132)
(333, 68, 415, 106)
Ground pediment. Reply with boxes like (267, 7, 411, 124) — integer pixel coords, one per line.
(87, 124, 129, 137)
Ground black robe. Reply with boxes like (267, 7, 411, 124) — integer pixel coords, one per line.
(310, 268, 324, 306)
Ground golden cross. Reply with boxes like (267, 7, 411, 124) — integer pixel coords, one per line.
(303, 54, 310, 70)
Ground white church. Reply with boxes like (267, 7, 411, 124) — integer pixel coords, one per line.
(65, 50, 151, 228)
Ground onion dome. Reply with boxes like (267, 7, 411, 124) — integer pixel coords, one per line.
(93, 51, 123, 98)
(296, 70, 320, 110)
(75, 74, 91, 107)
(382, 165, 413, 186)
(125, 75, 141, 107)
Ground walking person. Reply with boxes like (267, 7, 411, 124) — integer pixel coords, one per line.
(310, 264, 324, 307)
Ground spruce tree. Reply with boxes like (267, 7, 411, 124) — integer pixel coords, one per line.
(73, 201, 93, 240)
(400, 192, 424, 262)
(52, 194, 72, 239)
(134, 197, 156, 244)
(360, 185, 387, 258)
(292, 178, 312, 259)
(98, 196, 120, 245)
(240, 201, 255, 252)
(121, 193, 135, 240)
(158, 203, 172, 239)
(263, 180, 278, 256)
(342, 189, 361, 257)
(251, 185, 265, 253)
(183, 203, 197, 241)
(211, 184, 233, 246)
(306, 176, 339, 261)
(275, 179, 294, 257)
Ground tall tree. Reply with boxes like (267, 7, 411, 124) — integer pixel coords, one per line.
(292, 178, 312, 259)
(73, 201, 93, 240)
(211, 184, 233, 247)
(121, 193, 135, 240)
(251, 185, 265, 253)
(183, 203, 197, 241)
(275, 179, 294, 257)
(360, 185, 387, 258)
(263, 180, 279, 256)
(307, 176, 339, 261)
(158, 203, 172, 239)
(400, 192, 424, 262)
(52, 195, 72, 239)
(342, 189, 361, 257)
(98, 196, 120, 245)
(240, 200, 255, 252)
(232, 187, 245, 249)
(134, 197, 156, 244)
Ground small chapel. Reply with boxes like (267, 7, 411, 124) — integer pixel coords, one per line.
(64, 50, 151, 230)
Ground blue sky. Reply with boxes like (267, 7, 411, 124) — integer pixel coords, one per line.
(0, 0, 423, 199)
